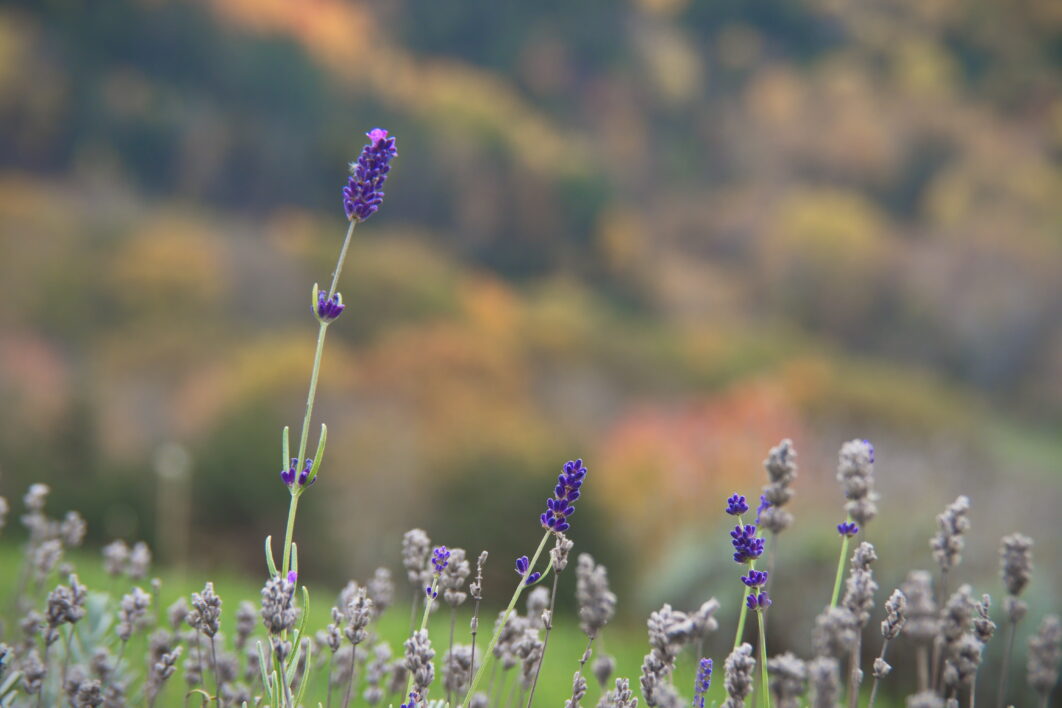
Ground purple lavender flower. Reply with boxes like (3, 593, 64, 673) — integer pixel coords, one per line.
(746, 591, 772, 611)
(726, 494, 750, 516)
(837, 521, 860, 537)
(730, 524, 765, 564)
(540, 459, 587, 534)
(515, 556, 541, 585)
(287, 570, 297, 585)
(343, 129, 397, 222)
(316, 290, 345, 323)
(863, 439, 875, 464)
(425, 586, 437, 599)
(693, 657, 713, 708)
(400, 691, 420, 708)
(280, 458, 315, 488)
(741, 570, 769, 588)
(432, 546, 450, 574)
(754, 494, 770, 525)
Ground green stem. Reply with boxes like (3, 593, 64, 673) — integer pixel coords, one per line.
(279, 219, 357, 579)
(830, 516, 853, 608)
(757, 610, 771, 708)
(404, 577, 441, 698)
(733, 560, 756, 650)
(461, 531, 551, 707)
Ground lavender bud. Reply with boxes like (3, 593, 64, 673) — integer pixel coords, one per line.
(343, 128, 397, 222)
(402, 529, 433, 588)
(881, 588, 907, 640)
(431, 545, 451, 574)
(167, 597, 189, 631)
(344, 587, 373, 646)
(842, 542, 878, 627)
(873, 657, 892, 678)
(102, 540, 130, 577)
(20, 648, 46, 695)
(837, 521, 859, 537)
(442, 644, 476, 696)
(551, 533, 575, 572)
(760, 438, 797, 534)
(973, 594, 995, 644)
(60, 511, 87, 548)
(593, 653, 615, 687)
(117, 587, 151, 642)
(768, 653, 807, 708)
(599, 678, 638, 708)
(930, 495, 971, 574)
(692, 657, 713, 708)
(367, 567, 395, 616)
(235, 601, 257, 651)
(470, 551, 488, 600)
(128, 541, 152, 580)
(260, 575, 297, 635)
(726, 494, 750, 516)
(24, 483, 49, 513)
(905, 692, 945, 708)
(541, 458, 588, 534)
(316, 289, 345, 323)
(441, 547, 470, 607)
(190, 582, 222, 637)
(902, 570, 939, 643)
(404, 629, 435, 695)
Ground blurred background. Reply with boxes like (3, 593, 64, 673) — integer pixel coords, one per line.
(0, 0, 1060, 684)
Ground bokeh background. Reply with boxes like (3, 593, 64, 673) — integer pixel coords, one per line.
(1, 0, 1060, 700)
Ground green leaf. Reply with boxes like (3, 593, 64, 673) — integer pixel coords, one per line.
(264, 536, 278, 577)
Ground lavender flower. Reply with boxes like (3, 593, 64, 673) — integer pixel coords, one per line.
(726, 494, 750, 516)
(808, 657, 840, 708)
(1028, 615, 1061, 701)
(541, 459, 587, 534)
(190, 582, 222, 637)
(576, 554, 617, 639)
(730, 524, 765, 564)
(593, 654, 615, 688)
(440, 548, 470, 607)
(901, 570, 939, 643)
(745, 592, 771, 610)
(769, 653, 808, 708)
(402, 529, 433, 589)
(432, 546, 451, 574)
(837, 521, 859, 537)
(721, 643, 756, 708)
(117, 587, 151, 642)
(280, 457, 315, 489)
(693, 657, 713, 708)
(260, 575, 298, 635)
(316, 289, 345, 323)
(515, 556, 541, 586)
(404, 629, 435, 695)
(343, 128, 397, 222)
(741, 570, 768, 588)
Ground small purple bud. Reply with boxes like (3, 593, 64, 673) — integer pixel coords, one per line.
(726, 494, 750, 516)
(524, 572, 541, 586)
(837, 521, 860, 537)
(287, 570, 298, 585)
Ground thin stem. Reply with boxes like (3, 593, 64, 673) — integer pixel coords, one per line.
(847, 631, 862, 708)
(916, 644, 929, 692)
(462, 531, 552, 707)
(211, 638, 221, 705)
(568, 635, 595, 706)
(60, 626, 74, 688)
(469, 596, 483, 694)
(867, 638, 890, 708)
(996, 618, 1017, 708)
(448, 608, 457, 707)
(756, 610, 771, 708)
(404, 577, 440, 698)
(342, 641, 360, 708)
(830, 519, 853, 608)
(525, 570, 561, 708)
(327, 220, 357, 300)
(325, 652, 334, 708)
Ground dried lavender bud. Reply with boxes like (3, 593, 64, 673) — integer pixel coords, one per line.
(905, 691, 944, 708)
(167, 597, 189, 631)
(345, 587, 374, 645)
(404, 629, 435, 694)
(881, 589, 907, 639)
(441, 547, 470, 607)
(576, 554, 616, 638)
(117, 587, 151, 642)
(551, 533, 575, 572)
(470, 551, 488, 600)
(808, 656, 840, 708)
(1004, 596, 1028, 625)
(367, 567, 395, 616)
(843, 542, 878, 627)
(760, 439, 797, 533)
(46, 574, 87, 631)
(902, 570, 939, 643)
(128, 541, 151, 580)
(813, 606, 858, 657)
(943, 634, 982, 690)
(270, 635, 292, 663)
(469, 692, 489, 708)
(974, 594, 995, 643)
(516, 628, 545, 689)
(260, 575, 298, 635)
(402, 529, 433, 588)
(526, 586, 550, 628)
(999, 533, 1033, 598)
(541, 459, 588, 534)
(190, 582, 222, 637)
(836, 439, 878, 525)
(20, 648, 46, 694)
(939, 586, 974, 648)
(72, 678, 103, 707)
(593, 653, 615, 688)
(1027, 614, 1061, 699)
(872, 657, 892, 678)
(567, 669, 589, 707)
(235, 601, 256, 651)
(102, 540, 130, 577)
(24, 483, 49, 513)
(721, 643, 756, 708)
(689, 599, 721, 643)
(768, 653, 807, 708)
(442, 644, 475, 696)
(60, 511, 86, 547)
(599, 678, 638, 708)
(32, 539, 63, 581)
(343, 128, 397, 222)
(362, 642, 392, 705)
(930, 495, 970, 574)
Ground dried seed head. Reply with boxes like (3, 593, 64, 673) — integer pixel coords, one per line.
(344, 587, 374, 645)
(442, 644, 476, 695)
(404, 629, 435, 695)
(128, 541, 152, 580)
(872, 657, 892, 679)
(441, 547, 471, 607)
(20, 648, 46, 694)
(102, 540, 130, 577)
(576, 554, 616, 638)
(902, 570, 939, 642)
(24, 484, 49, 514)
(1027, 614, 1061, 698)
(593, 653, 615, 688)
(60, 511, 86, 548)
(117, 587, 152, 642)
(526, 586, 550, 628)
(973, 594, 995, 644)
(235, 601, 257, 651)
(470, 551, 488, 601)
(33, 539, 63, 581)
(943, 634, 982, 690)
(881, 589, 907, 640)
(939, 586, 974, 648)
(551, 533, 575, 572)
(807, 657, 840, 708)
(721, 643, 756, 708)
(842, 543, 878, 627)
(367, 567, 395, 616)
(401, 529, 433, 588)
(768, 652, 807, 708)
(599, 678, 638, 708)
(46, 574, 87, 630)
(930, 496, 971, 574)
(190, 582, 222, 637)
(167, 597, 189, 631)
(569, 670, 589, 706)
(836, 439, 878, 526)
(999, 533, 1033, 598)
(812, 606, 858, 658)
(760, 439, 798, 534)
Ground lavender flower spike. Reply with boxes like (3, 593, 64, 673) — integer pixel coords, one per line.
(343, 128, 397, 222)
(280, 457, 315, 489)
(432, 546, 451, 574)
(540, 459, 587, 534)
(693, 657, 713, 708)
(726, 494, 750, 516)
(837, 521, 859, 537)
(315, 287, 345, 323)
